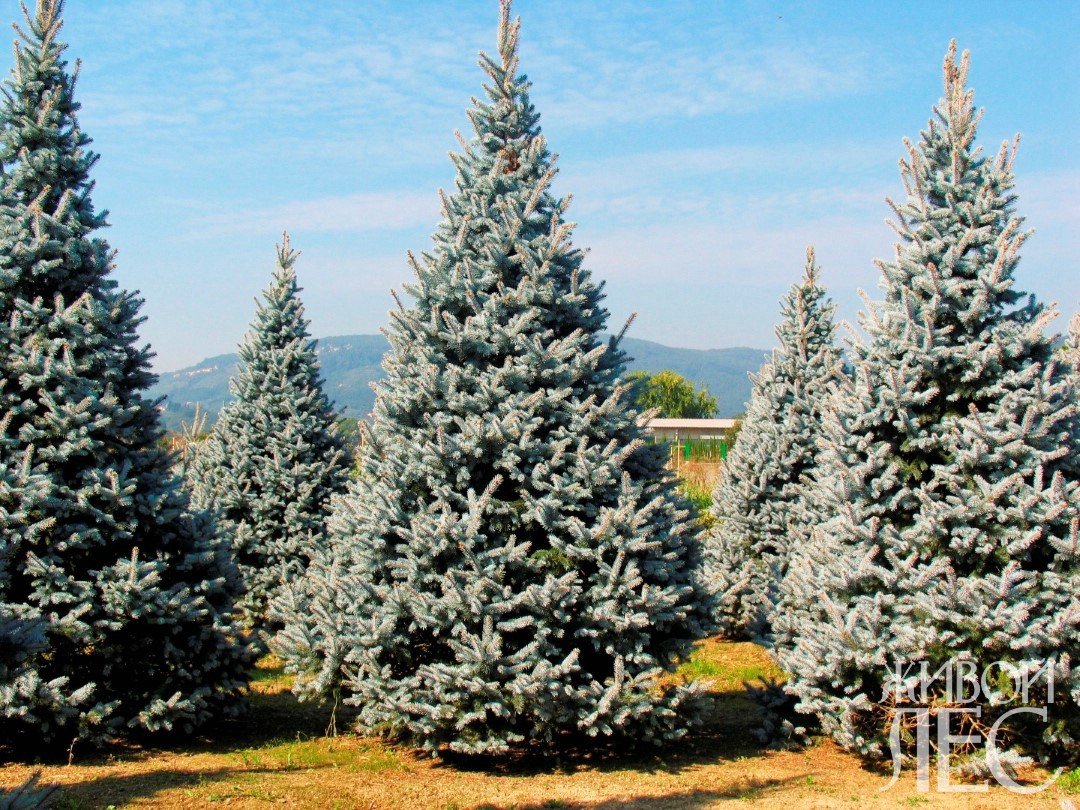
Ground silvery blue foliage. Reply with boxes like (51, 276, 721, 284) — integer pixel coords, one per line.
(705, 248, 842, 639)
(274, 0, 710, 755)
(1065, 312, 1080, 376)
(0, 0, 249, 748)
(773, 43, 1080, 764)
(189, 236, 350, 628)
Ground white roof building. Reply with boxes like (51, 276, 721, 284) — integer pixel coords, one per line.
(642, 418, 737, 441)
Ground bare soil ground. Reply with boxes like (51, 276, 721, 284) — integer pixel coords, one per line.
(2, 640, 1075, 809)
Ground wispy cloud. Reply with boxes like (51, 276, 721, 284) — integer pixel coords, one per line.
(44, 1, 1076, 373)
(577, 165, 1080, 355)
(579, 209, 890, 289)
(533, 45, 879, 128)
(1018, 171, 1080, 228)
(70, 1, 887, 175)
(199, 190, 438, 237)
(69, 1, 490, 171)
(555, 141, 897, 225)
(518, 2, 885, 128)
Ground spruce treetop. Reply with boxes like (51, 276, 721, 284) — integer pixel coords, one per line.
(874, 41, 1038, 367)
(233, 233, 327, 405)
(776, 248, 837, 378)
(0, 0, 108, 304)
(840, 40, 1071, 501)
(399, 0, 608, 364)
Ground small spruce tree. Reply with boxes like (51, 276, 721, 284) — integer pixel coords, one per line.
(0, 0, 249, 747)
(190, 234, 351, 627)
(1065, 311, 1080, 375)
(275, 0, 710, 754)
(705, 247, 842, 638)
(772, 43, 1080, 766)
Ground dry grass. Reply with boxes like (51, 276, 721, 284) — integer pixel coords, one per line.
(1, 642, 1073, 809)
(673, 462, 723, 497)
(674, 462, 723, 529)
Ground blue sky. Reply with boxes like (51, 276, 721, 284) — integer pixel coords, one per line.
(48, 0, 1080, 371)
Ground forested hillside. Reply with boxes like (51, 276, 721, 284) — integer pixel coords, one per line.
(153, 334, 765, 430)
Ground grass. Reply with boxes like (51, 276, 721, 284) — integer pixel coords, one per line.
(680, 478, 713, 512)
(2, 639, 1071, 809)
(229, 737, 406, 774)
(248, 653, 291, 685)
(1061, 767, 1080, 793)
(676, 461, 722, 529)
(675, 637, 784, 691)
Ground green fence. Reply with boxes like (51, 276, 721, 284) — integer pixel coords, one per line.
(647, 436, 728, 463)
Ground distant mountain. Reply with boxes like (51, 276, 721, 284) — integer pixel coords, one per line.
(151, 334, 767, 432)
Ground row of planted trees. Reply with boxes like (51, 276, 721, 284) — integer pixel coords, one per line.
(1, 0, 1076, 774)
(0, 0, 704, 756)
(707, 44, 1080, 767)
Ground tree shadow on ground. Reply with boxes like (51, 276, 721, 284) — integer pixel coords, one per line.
(0, 671, 816, 809)
(187, 674, 359, 753)
(0, 663, 352, 768)
(436, 687, 772, 777)
(45, 766, 286, 810)
(472, 776, 809, 809)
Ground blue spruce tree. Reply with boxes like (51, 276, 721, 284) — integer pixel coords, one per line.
(275, 0, 710, 754)
(190, 234, 351, 628)
(773, 43, 1079, 767)
(1065, 312, 1080, 375)
(0, 0, 249, 747)
(0, 424, 86, 737)
(705, 248, 842, 639)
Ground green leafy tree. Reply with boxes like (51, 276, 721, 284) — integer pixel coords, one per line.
(725, 416, 744, 450)
(275, 0, 710, 755)
(627, 369, 718, 418)
(773, 43, 1080, 767)
(0, 0, 249, 748)
(190, 235, 351, 629)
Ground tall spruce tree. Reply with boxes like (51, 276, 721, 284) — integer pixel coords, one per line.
(0, 0, 249, 747)
(0, 423, 85, 737)
(274, 0, 710, 754)
(772, 43, 1080, 766)
(705, 248, 842, 639)
(190, 234, 351, 628)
